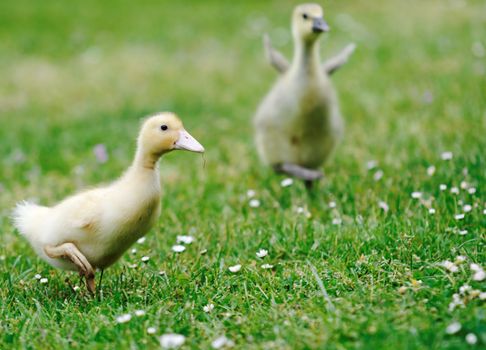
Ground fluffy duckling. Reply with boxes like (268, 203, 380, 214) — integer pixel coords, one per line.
(12, 112, 204, 293)
(254, 3, 356, 187)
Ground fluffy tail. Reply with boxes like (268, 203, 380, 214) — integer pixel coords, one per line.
(12, 201, 49, 241)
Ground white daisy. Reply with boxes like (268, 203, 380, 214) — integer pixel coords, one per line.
(441, 151, 453, 160)
(228, 265, 241, 273)
(159, 333, 185, 349)
(176, 235, 195, 244)
(211, 335, 235, 349)
(135, 310, 146, 317)
(116, 314, 132, 324)
(40, 278, 48, 284)
(172, 245, 186, 253)
(256, 249, 268, 258)
(445, 321, 461, 334)
(203, 303, 214, 313)
(261, 264, 274, 269)
(249, 199, 260, 208)
(280, 178, 293, 187)
(137, 237, 146, 244)
(411, 192, 422, 199)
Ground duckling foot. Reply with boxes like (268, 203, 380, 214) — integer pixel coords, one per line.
(44, 242, 96, 294)
(274, 163, 323, 182)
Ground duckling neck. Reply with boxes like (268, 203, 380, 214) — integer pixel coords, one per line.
(131, 147, 162, 172)
(291, 39, 321, 75)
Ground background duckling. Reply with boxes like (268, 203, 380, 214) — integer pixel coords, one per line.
(12, 112, 204, 293)
(254, 3, 356, 187)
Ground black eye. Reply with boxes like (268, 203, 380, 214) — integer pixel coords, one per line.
(302, 13, 308, 20)
(161, 125, 168, 131)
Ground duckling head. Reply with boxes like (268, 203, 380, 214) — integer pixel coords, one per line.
(138, 112, 204, 158)
(292, 3, 329, 44)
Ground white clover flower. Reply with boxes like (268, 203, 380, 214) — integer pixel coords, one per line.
(373, 170, 384, 181)
(463, 204, 472, 213)
(249, 199, 260, 208)
(366, 160, 377, 170)
(429, 208, 436, 214)
(458, 230, 468, 235)
(439, 184, 447, 191)
(450, 187, 459, 194)
(176, 235, 195, 244)
(470, 263, 481, 272)
(465, 333, 477, 345)
(479, 292, 486, 300)
(455, 255, 466, 263)
(246, 189, 256, 198)
(261, 264, 274, 269)
(441, 260, 459, 273)
(459, 284, 471, 294)
(445, 321, 461, 334)
(135, 310, 146, 317)
(328, 201, 336, 208)
(147, 327, 157, 334)
(378, 201, 389, 213)
(141, 256, 150, 262)
(172, 245, 186, 253)
(34, 274, 41, 280)
(332, 218, 342, 225)
(211, 335, 235, 349)
(40, 278, 48, 284)
(468, 187, 476, 194)
(116, 314, 132, 324)
(426, 165, 436, 176)
(473, 270, 485, 281)
(411, 192, 422, 199)
(256, 249, 268, 258)
(137, 237, 146, 244)
(131, 248, 137, 254)
(460, 181, 468, 189)
(160, 333, 185, 349)
(441, 151, 453, 160)
(228, 265, 241, 273)
(203, 303, 214, 313)
(454, 213, 465, 220)
(280, 178, 293, 187)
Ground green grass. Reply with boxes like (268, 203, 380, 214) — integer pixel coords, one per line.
(0, 0, 485, 349)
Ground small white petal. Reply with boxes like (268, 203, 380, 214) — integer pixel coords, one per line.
(280, 178, 293, 187)
(468, 187, 476, 194)
(373, 170, 384, 181)
(460, 181, 468, 189)
(246, 189, 256, 198)
(445, 321, 461, 334)
(249, 199, 260, 208)
(441, 151, 453, 160)
(465, 333, 477, 345)
(459, 284, 471, 294)
(463, 204, 472, 213)
(34, 274, 42, 280)
(328, 201, 336, 208)
(454, 213, 465, 220)
(473, 270, 485, 281)
(458, 230, 468, 235)
(172, 245, 186, 253)
(40, 278, 48, 284)
(450, 187, 459, 194)
(479, 292, 486, 300)
(429, 208, 436, 214)
(256, 249, 268, 258)
(366, 160, 377, 170)
(131, 248, 137, 254)
(141, 256, 150, 262)
(261, 264, 274, 269)
(441, 261, 459, 273)
(203, 303, 214, 313)
(439, 184, 447, 191)
(176, 235, 195, 244)
(211, 335, 235, 349)
(426, 165, 436, 176)
(455, 256, 466, 263)
(116, 314, 132, 324)
(147, 327, 157, 334)
(228, 264, 241, 273)
(411, 192, 422, 199)
(378, 201, 389, 213)
(332, 218, 342, 225)
(470, 263, 481, 272)
(135, 310, 146, 317)
(160, 333, 185, 349)
(73, 285, 80, 291)
(137, 237, 146, 244)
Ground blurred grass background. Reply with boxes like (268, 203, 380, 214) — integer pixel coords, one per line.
(0, 0, 485, 349)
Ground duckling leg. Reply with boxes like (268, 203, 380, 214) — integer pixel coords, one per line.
(263, 34, 290, 73)
(322, 43, 356, 75)
(44, 243, 96, 293)
(274, 163, 323, 182)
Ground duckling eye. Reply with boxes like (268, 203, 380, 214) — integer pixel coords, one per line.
(302, 13, 308, 20)
(161, 125, 168, 131)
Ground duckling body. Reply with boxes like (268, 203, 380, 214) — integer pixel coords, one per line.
(13, 112, 204, 292)
(254, 3, 355, 183)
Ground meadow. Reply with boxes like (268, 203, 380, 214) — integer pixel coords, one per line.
(0, 0, 485, 349)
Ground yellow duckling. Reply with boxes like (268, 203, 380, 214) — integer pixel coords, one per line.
(12, 112, 204, 293)
(254, 3, 355, 187)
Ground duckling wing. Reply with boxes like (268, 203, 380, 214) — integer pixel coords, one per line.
(263, 34, 289, 74)
(57, 190, 103, 234)
(322, 43, 356, 75)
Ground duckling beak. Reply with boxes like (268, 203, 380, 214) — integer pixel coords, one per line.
(174, 129, 205, 153)
(312, 18, 330, 33)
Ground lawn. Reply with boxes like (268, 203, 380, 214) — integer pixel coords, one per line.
(0, 0, 485, 349)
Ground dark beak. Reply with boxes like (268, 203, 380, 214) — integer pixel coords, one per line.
(312, 18, 330, 33)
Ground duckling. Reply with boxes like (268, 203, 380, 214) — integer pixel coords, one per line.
(254, 3, 356, 187)
(12, 112, 204, 293)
